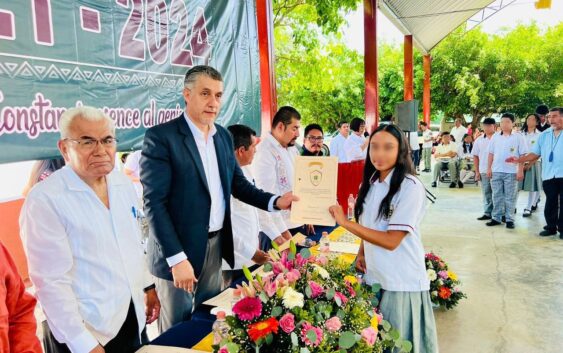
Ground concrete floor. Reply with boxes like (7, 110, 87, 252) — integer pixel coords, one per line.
(419, 172, 563, 353)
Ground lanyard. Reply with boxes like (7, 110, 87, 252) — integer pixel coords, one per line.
(549, 131, 561, 162)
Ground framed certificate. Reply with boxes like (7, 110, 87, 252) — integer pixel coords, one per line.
(290, 156, 338, 226)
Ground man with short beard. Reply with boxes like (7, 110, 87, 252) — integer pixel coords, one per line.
(253, 106, 303, 251)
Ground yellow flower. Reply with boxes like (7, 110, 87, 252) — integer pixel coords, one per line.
(448, 271, 458, 281)
(370, 315, 379, 330)
(344, 275, 358, 285)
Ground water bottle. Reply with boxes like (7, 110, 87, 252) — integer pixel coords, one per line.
(212, 311, 230, 345)
(347, 194, 355, 221)
(320, 231, 330, 253)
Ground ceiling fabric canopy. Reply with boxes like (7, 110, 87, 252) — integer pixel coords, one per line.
(378, 0, 497, 53)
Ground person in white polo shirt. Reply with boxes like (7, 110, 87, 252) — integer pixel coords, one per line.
(450, 118, 468, 144)
(472, 117, 497, 221)
(329, 124, 438, 353)
(329, 121, 349, 162)
(420, 121, 433, 173)
(431, 132, 460, 188)
(486, 113, 528, 229)
(222, 125, 270, 287)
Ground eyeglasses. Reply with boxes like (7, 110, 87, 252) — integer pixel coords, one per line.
(306, 136, 324, 142)
(64, 137, 119, 150)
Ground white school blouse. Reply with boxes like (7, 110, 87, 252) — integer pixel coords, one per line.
(359, 170, 430, 292)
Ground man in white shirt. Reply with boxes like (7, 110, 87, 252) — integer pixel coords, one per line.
(450, 118, 468, 144)
(407, 128, 421, 173)
(420, 121, 433, 172)
(344, 117, 369, 162)
(222, 125, 270, 288)
(431, 132, 460, 188)
(329, 121, 349, 162)
(124, 149, 143, 200)
(486, 113, 528, 229)
(20, 107, 160, 353)
(253, 106, 303, 251)
(472, 118, 497, 221)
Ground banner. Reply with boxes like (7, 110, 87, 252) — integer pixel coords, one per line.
(0, 0, 262, 163)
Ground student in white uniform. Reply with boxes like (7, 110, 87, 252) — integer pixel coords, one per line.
(221, 125, 270, 288)
(329, 121, 349, 162)
(473, 118, 497, 221)
(253, 106, 303, 251)
(420, 121, 433, 173)
(519, 114, 542, 217)
(343, 118, 369, 162)
(329, 124, 438, 353)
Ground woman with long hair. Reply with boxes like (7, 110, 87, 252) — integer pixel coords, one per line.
(329, 124, 438, 353)
(520, 113, 542, 217)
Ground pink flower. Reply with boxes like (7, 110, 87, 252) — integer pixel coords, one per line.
(279, 313, 295, 333)
(295, 253, 308, 267)
(316, 255, 328, 266)
(280, 252, 295, 271)
(263, 278, 278, 297)
(286, 269, 301, 284)
(218, 346, 229, 353)
(301, 322, 324, 347)
(334, 291, 348, 306)
(308, 281, 324, 298)
(361, 327, 377, 346)
(325, 317, 342, 332)
(438, 270, 448, 279)
(273, 261, 286, 276)
(345, 281, 356, 297)
(232, 296, 262, 321)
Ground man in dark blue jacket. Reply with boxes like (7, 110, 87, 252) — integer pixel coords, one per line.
(141, 66, 295, 332)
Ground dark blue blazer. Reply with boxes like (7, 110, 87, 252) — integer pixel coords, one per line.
(140, 115, 273, 280)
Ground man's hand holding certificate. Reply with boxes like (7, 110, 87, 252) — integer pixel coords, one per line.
(290, 156, 338, 226)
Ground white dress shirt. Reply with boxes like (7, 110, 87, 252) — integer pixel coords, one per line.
(344, 133, 367, 162)
(20, 166, 152, 353)
(488, 131, 529, 174)
(450, 125, 468, 144)
(166, 115, 226, 267)
(408, 132, 420, 151)
(359, 170, 429, 292)
(253, 133, 301, 238)
(222, 166, 260, 270)
(422, 129, 433, 148)
(472, 135, 493, 172)
(329, 133, 348, 162)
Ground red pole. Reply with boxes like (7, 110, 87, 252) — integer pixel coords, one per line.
(403, 35, 413, 101)
(364, 0, 378, 132)
(423, 54, 431, 125)
(256, 0, 277, 135)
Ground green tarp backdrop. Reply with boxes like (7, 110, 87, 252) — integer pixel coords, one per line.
(0, 0, 262, 163)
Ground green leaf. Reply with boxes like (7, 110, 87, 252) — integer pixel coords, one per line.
(338, 331, 357, 349)
(242, 265, 254, 283)
(266, 333, 273, 345)
(263, 263, 273, 272)
(299, 247, 311, 259)
(226, 342, 239, 353)
(371, 283, 382, 293)
(382, 319, 392, 331)
(290, 240, 297, 255)
(326, 288, 335, 300)
(390, 328, 401, 340)
(291, 332, 299, 346)
(300, 348, 310, 353)
(271, 306, 283, 317)
(259, 292, 269, 303)
(305, 285, 313, 298)
(306, 330, 317, 344)
(402, 340, 413, 352)
(288, 252, 296, 261)
(271, 240, 280, 251)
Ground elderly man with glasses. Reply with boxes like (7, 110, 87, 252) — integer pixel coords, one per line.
(301, 123, 326, 156)
(20, 106, 159, 353)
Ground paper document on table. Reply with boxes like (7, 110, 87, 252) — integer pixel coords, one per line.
(329, 242, 360, 254)
(203, 288, 235, 308)
(278, 232, 306, 251)
(136, 346, 206, 353)
(290, 156, 338, 226)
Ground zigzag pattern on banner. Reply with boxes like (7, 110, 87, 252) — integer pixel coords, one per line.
(0, 60, 183, 89)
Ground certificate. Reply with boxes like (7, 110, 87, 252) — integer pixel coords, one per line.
(290, 156, 338, 226)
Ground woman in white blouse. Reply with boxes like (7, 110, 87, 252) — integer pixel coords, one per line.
(329, 124, 438, 353)
(343, 117, 369, 162)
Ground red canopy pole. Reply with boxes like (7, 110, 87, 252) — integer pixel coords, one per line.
(364, 0, 379, 132)
(257, 0, 277, 135)
(423, 54, 431, 125)
(403, 34, 414, 101)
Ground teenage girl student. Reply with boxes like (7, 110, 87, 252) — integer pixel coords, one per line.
(329, 124, 438, 353)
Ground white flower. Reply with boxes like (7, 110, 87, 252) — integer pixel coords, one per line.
(427, 269, 437, 281)
(431, 291, 438, 297)
(282, 287, 304, 309)
(312, 264, 330, 279)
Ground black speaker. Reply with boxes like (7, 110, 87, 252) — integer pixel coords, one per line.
(395, 100, 419, 132)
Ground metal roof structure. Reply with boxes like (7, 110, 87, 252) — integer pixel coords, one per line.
(378, 0, 513, 53)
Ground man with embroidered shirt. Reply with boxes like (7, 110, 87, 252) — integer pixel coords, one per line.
(486, 113, 528, 229)
(507, 107, 562, 237)
(221, 124, 270, 287)
(140, 66, 296, 332)
(20, 107, 160, 353)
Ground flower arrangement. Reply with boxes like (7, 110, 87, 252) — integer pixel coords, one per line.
(214, 241, 412, 353)
(425, 252, 467, 310)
